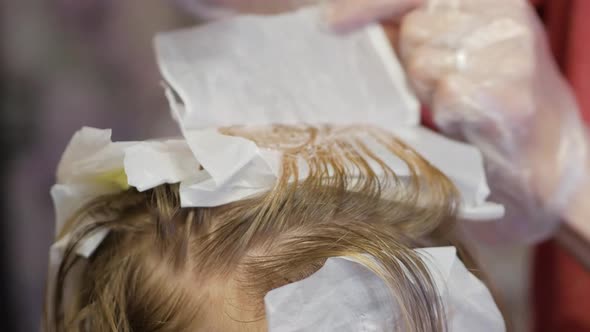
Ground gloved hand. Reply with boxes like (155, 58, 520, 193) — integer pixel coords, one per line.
(327, 0, 590, 243)
(172, 0, 590, 243)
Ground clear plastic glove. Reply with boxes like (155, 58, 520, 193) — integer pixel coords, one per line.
(172, 0, 590, 244)
(327, 0, 590, 244)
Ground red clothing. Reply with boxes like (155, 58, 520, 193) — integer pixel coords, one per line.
(532, 1, 590, 331)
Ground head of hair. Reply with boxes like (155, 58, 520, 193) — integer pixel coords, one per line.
(47, 125, 461, 332)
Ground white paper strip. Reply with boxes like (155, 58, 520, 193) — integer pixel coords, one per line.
(155, 7, 420, 129)
(265, 247, 506, 332)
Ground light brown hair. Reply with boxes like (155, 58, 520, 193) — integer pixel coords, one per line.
(46, 125, 461, 332)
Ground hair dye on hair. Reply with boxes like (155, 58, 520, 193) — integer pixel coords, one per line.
(46, 125, 465, 332)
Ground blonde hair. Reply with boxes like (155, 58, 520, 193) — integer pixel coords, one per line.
(46, 125, 462, 332)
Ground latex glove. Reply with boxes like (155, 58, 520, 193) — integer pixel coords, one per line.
(328, 0, 590, 244)
(171, 0, 590, 243)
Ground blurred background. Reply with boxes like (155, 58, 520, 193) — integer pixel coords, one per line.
(1, 1, 195, 330)
(1, 1, 588, 331)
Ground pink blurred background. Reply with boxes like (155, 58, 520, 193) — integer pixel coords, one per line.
(1, 1, 192, 329)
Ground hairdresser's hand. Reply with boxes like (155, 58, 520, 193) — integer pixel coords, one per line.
(172, 0, 590, 243)
(328, 0, 590, 244)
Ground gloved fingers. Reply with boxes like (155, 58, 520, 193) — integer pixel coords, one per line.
(403, 45, 457, 103)
(431, 73, 536, 153)
(399, 10, 478, 57)
(432, 74, 536, 127)
(433, 65, 589, 244)
(400, 10, 534, 71)
(402, 39, 534, 106)
(324, 0, 423, 33)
